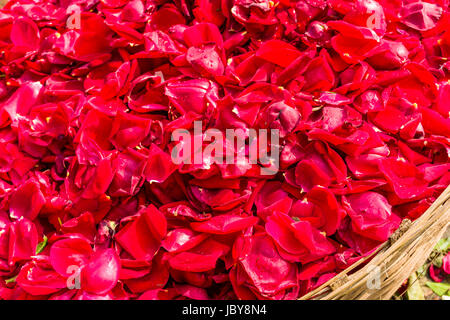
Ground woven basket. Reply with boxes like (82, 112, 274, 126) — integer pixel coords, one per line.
(300, 184, 450, 300)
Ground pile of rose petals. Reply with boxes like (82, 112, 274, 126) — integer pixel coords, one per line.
(0, 0, 449, 300)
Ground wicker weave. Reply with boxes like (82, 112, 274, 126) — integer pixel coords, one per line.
(300, 184, 450, 300)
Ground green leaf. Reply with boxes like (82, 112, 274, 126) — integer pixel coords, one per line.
(434, 238, 450, 253)
(426, 281, 450, 296)
(5, 275, 17, 284)
(35, 235, 48, 254)
(406, 272, 425, 300)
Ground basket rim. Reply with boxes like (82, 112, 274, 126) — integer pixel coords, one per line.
(300, 184, 450, 300)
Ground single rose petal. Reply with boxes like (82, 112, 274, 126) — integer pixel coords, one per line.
(234, 233, 298, 297)
(114, 205, 166, 261)
(9, 180, 45, 221)
(401, 2, 442, 32)
(144, 144, 178, 184)
(81, 249, 120, 295)
(168, 239, 229, 272)
(8, 218, 39, 267)
(61, 212, 97, 242)
(17, 258, 67, 296)
(343, 192, 401, 241)
(266, 212, 336, 263)
(50, 237, 93, 277)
